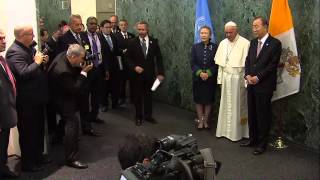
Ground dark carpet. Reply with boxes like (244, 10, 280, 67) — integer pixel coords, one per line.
(6, 102, 319, 180)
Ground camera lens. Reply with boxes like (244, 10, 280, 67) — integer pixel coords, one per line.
(158, 136, 175, 151)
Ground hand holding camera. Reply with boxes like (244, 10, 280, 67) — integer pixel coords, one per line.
(81, 62, 93, 72)
(34, 51, 45, 65)
(42, 55, 49, 64)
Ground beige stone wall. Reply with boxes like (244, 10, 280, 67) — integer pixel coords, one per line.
(96, 0, 115, 23)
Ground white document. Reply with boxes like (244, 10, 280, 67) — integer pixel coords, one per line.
(151, 78, 161, 91)
(117, 56, 123, 70)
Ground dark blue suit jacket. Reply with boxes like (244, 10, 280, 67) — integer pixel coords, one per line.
(0, 56, 17, 129)
(126, 36, 164, 81)
(245, 35, 282, 93)
(6, 40, 48, 105)
(48, 52, 87, 113)
(190, 42, 218, 82)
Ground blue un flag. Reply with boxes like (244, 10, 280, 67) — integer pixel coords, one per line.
(194, 0, 215, 43)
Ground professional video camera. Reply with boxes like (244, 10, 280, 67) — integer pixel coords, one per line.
(29, 41, 53, 56)
(42, 43, 53, 56)
(83, 44, 100, 65)
(121, 134, 221, 180)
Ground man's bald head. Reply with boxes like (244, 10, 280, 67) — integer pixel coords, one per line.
(14, 25, 34, 47)
(14, 25, 33, 38)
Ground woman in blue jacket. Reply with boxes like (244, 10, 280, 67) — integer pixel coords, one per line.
(190, 26, 218, 129)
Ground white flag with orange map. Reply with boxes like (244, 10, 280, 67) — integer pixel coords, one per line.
(269, 0, 301, 101)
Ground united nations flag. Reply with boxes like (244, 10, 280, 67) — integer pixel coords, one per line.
(194, 0, 215, 43)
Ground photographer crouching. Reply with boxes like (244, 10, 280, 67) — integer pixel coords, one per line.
(118, 134, 221, 180)
(48, 44, 93, 169)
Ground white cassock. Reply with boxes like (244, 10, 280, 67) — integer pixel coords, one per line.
(215, 34, 250, 141)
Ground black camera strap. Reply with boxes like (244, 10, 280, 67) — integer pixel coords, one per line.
(200, 148, 215, 180)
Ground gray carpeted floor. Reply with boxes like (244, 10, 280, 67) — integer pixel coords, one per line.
(6, 102, 319, 180)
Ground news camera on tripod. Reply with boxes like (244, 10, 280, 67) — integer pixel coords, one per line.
(118, 134, 221, 180)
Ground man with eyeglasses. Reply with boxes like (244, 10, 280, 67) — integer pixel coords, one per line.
(0, 29, 20, 178)
(100, 19, 121, 111)
(6, 25, 49, 172)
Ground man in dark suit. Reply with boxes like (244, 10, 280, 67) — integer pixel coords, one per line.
(115, 19, 135, 104)
(126, 21, 165, 126)
(48, 44, 92, 169)
(100, 19, 121, 110)
(109, 15, 121, 34)
(0, 30, 19, 178)
(81, 16, 109, 123)
(241, 16, 282, 155)
(47, 14, 99, 137)
(6, 25, 49, 172)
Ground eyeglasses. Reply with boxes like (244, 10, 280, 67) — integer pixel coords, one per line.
(24, 33, 34, 36)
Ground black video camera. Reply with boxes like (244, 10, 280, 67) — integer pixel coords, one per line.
(84, 49, 100, 66)
(42, 43, 53, 56)
(121, 134, 221, 180)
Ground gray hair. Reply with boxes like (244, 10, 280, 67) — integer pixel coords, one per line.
(136, 21, 149, 28)
(69, 14, 82, 25)
(66, 44, 85, 57)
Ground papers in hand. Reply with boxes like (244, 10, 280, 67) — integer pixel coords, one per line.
(151, 78, 161, 91)
(117, 56, 123, 70)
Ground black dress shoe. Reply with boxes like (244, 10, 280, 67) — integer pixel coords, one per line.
(253, 147, 266, 155)
(21, 165, 44, 172)
(1, 166, 19, 178)
(38, 154, 52, 164)
(135, 119, 142, 126)
(118, 99, 125, 105)
(92, 118, 105, 124)
(240, 140, 256, 147)
(145, 117, 158, 124)
(101, 106, 108, 112)
(66, 160, 88, 169)
(83, 129, 101, 137)
(50, 134, 63, 145)
(112, 103, 119, 109)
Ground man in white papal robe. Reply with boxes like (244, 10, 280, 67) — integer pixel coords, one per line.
(215, 21, 250, 141)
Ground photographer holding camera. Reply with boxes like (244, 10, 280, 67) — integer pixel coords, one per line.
(118, 134, 221, 180)
(6, 25, 49, 172)
(48, 44, 93, 169)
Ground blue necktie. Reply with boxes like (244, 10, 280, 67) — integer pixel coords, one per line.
(91, 33, 99, 67)
(106, 35, 113, 51)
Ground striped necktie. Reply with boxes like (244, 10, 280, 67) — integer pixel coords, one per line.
(0, 56, 16, 96)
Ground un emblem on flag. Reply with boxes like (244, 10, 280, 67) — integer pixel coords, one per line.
(195, 16, 206, 31)
(195, 16, 206, 42)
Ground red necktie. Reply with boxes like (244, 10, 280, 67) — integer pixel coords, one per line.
(0, 56, 16, 96)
